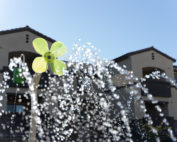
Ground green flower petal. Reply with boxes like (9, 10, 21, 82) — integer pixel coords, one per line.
(50, 41, 66, 57)
(32, 57, 48, 73)
(33, 38, 49, 55)
(50, 59, 66, 75)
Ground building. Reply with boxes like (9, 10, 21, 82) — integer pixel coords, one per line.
(0, 26, 55, 142)
(113, 47, 177, 139)
(0, 26, 177, 141)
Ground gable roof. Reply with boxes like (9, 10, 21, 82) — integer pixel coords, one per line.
(0, 26, 56, 43)
(113, 46, 176, 63)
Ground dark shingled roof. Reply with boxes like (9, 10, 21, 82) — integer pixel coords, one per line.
(0, 26, 56, 43)
(113, 46, 176, 63)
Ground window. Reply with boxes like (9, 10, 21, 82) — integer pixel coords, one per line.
(7, 93, 30, 113)
(7, 104, 15, 113)
(16, 105, 24, 113)
(7, 104, 24, 113)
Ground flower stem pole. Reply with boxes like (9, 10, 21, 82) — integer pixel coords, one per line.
(28, 73, 41, 142)
(29, 37, 67, 142)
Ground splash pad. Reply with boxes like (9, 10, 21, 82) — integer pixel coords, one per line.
(0, 38, 176, 142)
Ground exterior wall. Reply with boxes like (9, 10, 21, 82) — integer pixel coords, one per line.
(130, 50, 174, 78)
(0, 31, 53, 70)
(116, 57, 132, 71)
(130, 49, 177, 119)
(111, 58, 136, 119)
(112, 57, 132, 87)
(0, 31, 54, 112)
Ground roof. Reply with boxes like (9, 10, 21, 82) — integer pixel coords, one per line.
(0, 26, 56, 43)
(113, 46, 176, 63)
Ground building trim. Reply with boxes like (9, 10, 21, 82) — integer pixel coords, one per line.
(0, 26, 56, 43)
(113, 46, 176, 63)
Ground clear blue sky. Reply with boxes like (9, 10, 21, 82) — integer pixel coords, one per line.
(0, 0, 177, 64)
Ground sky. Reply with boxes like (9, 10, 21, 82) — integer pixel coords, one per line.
(0, 0, 177, 64)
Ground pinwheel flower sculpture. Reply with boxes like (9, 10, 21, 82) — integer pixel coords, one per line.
(32, 38, 66, 75)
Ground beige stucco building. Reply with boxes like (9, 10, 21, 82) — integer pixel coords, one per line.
(0, 26, 55, 111)
(113, 47, 177, 137)
(0, 26, 55, 142)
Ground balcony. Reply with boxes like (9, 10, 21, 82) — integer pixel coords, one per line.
(0, 112, 30, 142)
(1, 66, 49, 89)
(142, 79, 171, 97)
(131, 117, 176, 142)
(0, 112, 53, 142)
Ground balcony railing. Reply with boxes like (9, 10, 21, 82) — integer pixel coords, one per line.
(131, 116, 176, 141)
(0, 112, 55, 142)
(0, 112, 30, 142)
